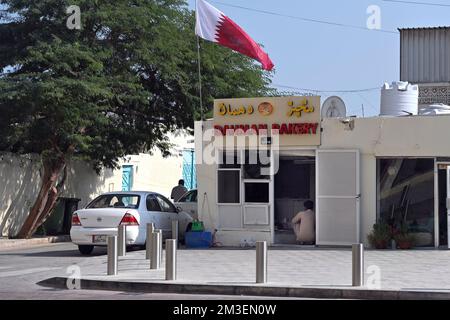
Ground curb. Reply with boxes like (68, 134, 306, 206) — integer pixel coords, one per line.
(0, 235, 71, 250)
(37, 277, 450, 300)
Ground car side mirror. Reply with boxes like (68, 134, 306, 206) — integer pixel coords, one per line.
(176, 206, 182, 213)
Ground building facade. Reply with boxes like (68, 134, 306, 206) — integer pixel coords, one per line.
(195, 97, 450, 248)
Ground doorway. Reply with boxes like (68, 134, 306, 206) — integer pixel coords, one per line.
(438, 166, 448, 247)
(122, 165, 133, 191)
(274, 156, 315, 244)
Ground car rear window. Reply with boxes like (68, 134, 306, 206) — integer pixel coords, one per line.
(87, 194, 140, 209)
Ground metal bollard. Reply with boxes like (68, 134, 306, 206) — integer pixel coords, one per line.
(107, 236, 118, 275)
(150, 232, 160, 269)
(118, 225, 126, 257)
(165, 239, 177, 280)
(256, 241, 267, 283)
(352, 243, 364, 287)
(171, 220, 179, 247)
(158, 230, 163, 266)
(146, 223, 154, 260)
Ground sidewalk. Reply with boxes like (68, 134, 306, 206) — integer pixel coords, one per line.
(0, 235, 70, 251)
(39, 247, 450, 299)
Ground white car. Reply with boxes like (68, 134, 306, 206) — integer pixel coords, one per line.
(70, 191, 193, 255)
(175, 189, 198, 220)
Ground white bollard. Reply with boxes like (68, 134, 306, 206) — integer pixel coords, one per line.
(172, 220, 179, 247)
(118, 225, 126, 257)
(256, 241, 267, 283)
(146, 223, 154, 260)
(165, 239, 177, 280)
(107, 236, 118, 275)
(150, 232, 160, 270)
(352, 244, 364, 287)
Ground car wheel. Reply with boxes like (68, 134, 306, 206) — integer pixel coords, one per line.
(78, 245, 94, 255)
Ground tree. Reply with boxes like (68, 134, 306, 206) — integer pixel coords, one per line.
(0, 0, 273, 238)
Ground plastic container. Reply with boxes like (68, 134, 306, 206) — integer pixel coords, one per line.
(191, 221, 205, 232)
(380, 81, 419, 116)
(185, 231, 212, 248)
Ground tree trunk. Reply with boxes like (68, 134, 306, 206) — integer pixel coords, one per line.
(34, 165, 68, 230)
(16, 158, 66, 239)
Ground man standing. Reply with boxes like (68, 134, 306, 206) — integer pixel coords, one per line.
(291, 200, 315, 245)
(171, 179, 188, 202)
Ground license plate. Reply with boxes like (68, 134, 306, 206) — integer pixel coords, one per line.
(92, 235, 107, 243)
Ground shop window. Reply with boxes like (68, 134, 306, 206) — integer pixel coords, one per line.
(377, 158, 434, 247)
(218, 170, 240, 203)
(219, 151, 241, 169)
(245, 183, 269, 203)
(243, 150, 270, 179)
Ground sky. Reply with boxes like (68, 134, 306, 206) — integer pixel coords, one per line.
(187, 0, 450, 117)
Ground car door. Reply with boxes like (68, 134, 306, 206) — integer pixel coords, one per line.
(186, 190, 198, 218)
(145, 194, 169, 235)
(180, 190, 198, 219)
(155, 194, 179, 239)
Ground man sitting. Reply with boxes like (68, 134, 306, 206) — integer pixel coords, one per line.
(291, 200, 315, 245)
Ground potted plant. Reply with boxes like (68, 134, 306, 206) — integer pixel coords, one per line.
(367, 222, 391, 249)
(394, 223, 415, 249)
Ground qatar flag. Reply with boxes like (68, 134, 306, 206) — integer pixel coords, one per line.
(195, 0, 274, 71)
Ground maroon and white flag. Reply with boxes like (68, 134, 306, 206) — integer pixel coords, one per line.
(195, 0, 274, 71)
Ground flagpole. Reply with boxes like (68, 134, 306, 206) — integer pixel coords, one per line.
(196, 36, 204, 121)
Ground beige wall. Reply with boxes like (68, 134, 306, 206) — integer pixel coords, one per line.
(195, 121, 218, 231)
(321, 116, 450, 157)
(0, 154, 116, 237)
(0, 154, 43, 237)
(0, 131, 192, 237)
(196, 115, 450, 246)
(119, 150, 184, 200)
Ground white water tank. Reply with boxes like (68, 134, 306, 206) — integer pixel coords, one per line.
(380, 81, 419, 116)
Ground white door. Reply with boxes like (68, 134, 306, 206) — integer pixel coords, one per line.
(316, 149, 360, 246)
(446, 166, 450, 249)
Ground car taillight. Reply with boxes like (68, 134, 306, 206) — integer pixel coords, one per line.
(119, 212, 139, 226)
(72, 213, 81, 226)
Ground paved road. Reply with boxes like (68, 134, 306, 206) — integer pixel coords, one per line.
(0, 243, 304, 300)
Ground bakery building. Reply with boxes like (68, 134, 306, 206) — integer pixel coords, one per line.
(194, 26, 450, 248)
(195, 96, 450, 248)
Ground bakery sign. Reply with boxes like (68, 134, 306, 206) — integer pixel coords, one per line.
(213, 96, 321, 147)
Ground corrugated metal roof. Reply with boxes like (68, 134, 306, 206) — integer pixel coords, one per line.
(399, 26, 450, 31)
(400, 27, 450, 83)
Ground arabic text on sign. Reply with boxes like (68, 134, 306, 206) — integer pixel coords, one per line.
(287, 100, 315, 117)
(218, 103, 254, 116)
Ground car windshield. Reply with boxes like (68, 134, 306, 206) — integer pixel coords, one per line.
(87, 194, 140, 209)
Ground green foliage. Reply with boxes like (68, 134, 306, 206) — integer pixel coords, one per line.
(367, 221, 391, 249)
(0, 0, 273, 169)
(393, 222, 416, 249)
